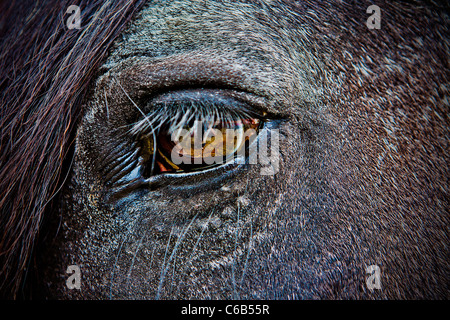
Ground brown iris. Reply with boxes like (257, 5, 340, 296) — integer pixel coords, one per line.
(140, 117, 260, 176)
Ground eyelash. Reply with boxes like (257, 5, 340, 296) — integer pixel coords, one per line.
(130, 101, 249, 137)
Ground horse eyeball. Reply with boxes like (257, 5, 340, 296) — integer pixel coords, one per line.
(140, 116, 261, 175)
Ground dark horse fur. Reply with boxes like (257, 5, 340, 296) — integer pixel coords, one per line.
(0, 0, 448, 299)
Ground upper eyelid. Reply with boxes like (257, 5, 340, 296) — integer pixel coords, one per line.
(111, 53, 259, 93)
(101, 52, 282, 115)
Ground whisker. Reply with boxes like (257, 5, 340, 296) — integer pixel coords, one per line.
(231, 199, 240, 299)
(104, 89, 110, 121)
(156, 213, 199, 299)
(156, 226, 174, 299)
(188, 210, 214, 264)
(125, 233, 146, 293)
(240, 211, 253, 285)
(109, 232, 129, 300)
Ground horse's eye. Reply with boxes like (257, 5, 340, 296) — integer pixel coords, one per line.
(139, 117, 260, 176)
(103, 88, 272, 198)
(131, 89, 262, 177)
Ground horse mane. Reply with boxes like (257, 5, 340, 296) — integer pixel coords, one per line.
(0, 0, 144, 298)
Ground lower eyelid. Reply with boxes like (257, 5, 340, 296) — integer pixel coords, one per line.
(105, 154, 244, 201)
(143, 155, 245, 190)
(148, 156, 242, 179)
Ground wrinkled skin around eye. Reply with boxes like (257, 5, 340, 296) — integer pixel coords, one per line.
(39, 1, 448, 299)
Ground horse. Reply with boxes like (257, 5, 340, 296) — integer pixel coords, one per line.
(0, 0, 448, 299)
